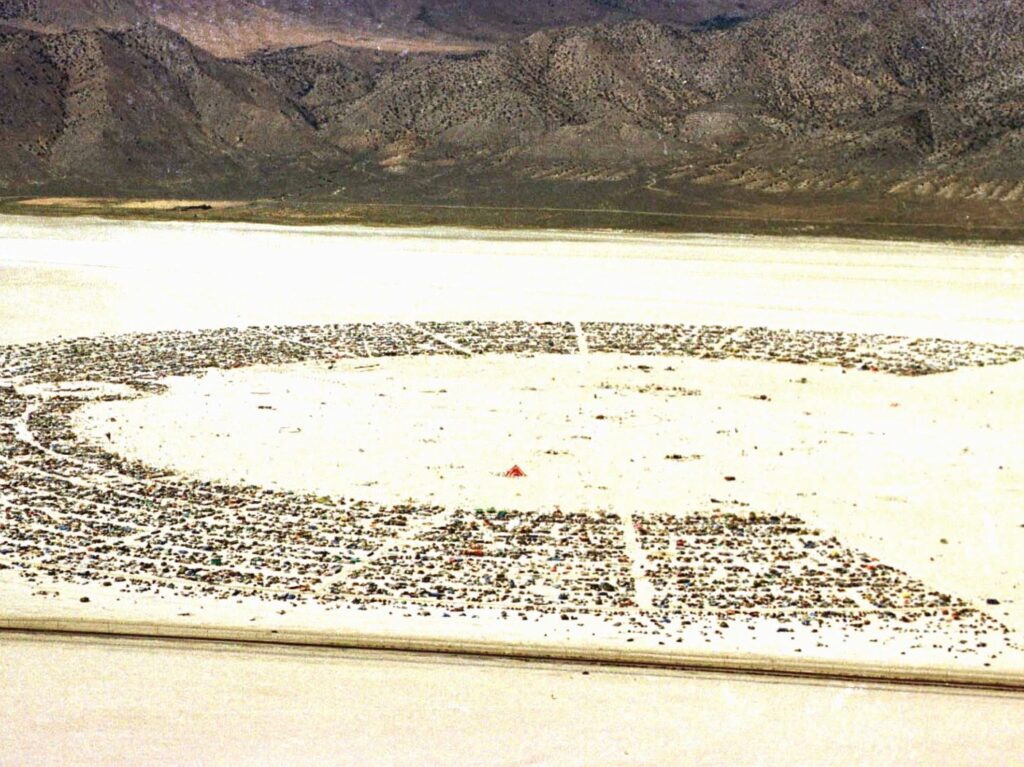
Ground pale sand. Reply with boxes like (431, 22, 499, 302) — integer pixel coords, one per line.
(17, 198, 245, 210)
(113, 200, 245, 211)
(3, 217, 1024, 762)
(2, 214, 1024, 346)
(64, 352, 1024, 652)
(2, 633, 1022, 767)
(15, 198, 103, 209)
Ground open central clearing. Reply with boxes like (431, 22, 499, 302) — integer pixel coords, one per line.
(72, 353, 1024, 632)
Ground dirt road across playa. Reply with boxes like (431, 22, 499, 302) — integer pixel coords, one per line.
(3, 216, 1024, 764)
(4, 620, 1024, 691)
(2, 631, 1022, 767)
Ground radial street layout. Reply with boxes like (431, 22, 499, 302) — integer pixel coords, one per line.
(2, 216, 1024, 763)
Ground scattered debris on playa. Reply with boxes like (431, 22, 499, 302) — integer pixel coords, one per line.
(2, 321, 1023, 668)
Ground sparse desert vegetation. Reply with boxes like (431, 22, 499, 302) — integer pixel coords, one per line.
(2, 0, 1024, 234)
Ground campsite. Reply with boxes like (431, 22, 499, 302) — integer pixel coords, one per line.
(2, 217, 1024, 764)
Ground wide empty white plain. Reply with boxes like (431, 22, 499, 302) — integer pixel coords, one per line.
(1, 633, 1021, 767)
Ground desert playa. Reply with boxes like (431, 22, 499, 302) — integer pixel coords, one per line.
(3, 213, 1024, 344)
(2, 215, 1024, 764)
(3, 631, 1023, 767)
(67, 348, 1024, 641)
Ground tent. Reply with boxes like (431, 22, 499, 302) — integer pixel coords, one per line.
(504, 465, 526, 478)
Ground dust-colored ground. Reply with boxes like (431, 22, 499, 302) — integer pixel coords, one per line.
(17, 198, 247, 211)
(4, 194, 1024, 245)
(15, 198, 102, 209)
(70, 354, 1024, 641)
(3, 216, 1024, 763)
(3, 633, 1021, 767)
(2, 214, 1023, 346)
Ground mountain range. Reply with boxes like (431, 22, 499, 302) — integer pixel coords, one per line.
(2, 0, 1023, 230)
(1, 0, 784, 54)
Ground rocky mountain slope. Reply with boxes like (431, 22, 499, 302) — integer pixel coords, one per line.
(317, 0, 1024, 202)
(0, 20, 324, 191)
(0, 0, 142, 30)
(2, 0, 1023, 219)
(1, 0, 787, 55)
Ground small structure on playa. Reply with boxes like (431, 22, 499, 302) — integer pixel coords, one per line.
(504, 465, 527, 478)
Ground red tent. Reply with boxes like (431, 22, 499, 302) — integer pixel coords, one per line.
(504, 465, 527, 478)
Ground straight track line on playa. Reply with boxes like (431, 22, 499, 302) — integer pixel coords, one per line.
(0, 553, 974, 618)
(315, 506, 459, 591)
(414, 324, 474, 356)
(3, 621, 1024, 695)
(254, 327, 356, 360)
(617, 508, 653, 610)
(573, 321, 589, 355)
